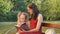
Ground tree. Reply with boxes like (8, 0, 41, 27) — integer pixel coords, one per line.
(41, 0, 60, 20)
(0, 0, 13, 21)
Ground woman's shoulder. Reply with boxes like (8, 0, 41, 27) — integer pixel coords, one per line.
(38, 13, 42, 17)
(37, 13, 43, 22)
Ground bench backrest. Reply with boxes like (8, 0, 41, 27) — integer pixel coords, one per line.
(42, 23, 60, 34)
(42, 23, 60, 28)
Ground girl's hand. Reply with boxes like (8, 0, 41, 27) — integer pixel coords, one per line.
(15, 25, 20, 27)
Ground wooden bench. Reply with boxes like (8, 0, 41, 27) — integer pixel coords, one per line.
(15, 22, 60, 34)
(42, 23, 60, 34)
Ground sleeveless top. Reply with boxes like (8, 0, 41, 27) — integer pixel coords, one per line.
(30, 18, 42, 34)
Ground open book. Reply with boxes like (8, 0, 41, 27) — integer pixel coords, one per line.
(15, 23, 30, 31)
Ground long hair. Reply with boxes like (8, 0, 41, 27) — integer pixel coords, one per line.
(27, 3, 39, 20)
(17, 12, 28, 22)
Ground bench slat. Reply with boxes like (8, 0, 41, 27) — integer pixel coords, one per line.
(42, 23, 60, 28)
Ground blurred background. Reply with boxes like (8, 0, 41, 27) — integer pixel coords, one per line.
(0, 0, 60, 34)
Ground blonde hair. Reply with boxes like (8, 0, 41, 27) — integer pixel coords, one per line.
(17, 11, 28, 22)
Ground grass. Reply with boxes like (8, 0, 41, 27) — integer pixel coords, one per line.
(0, 22, 16, 34)
(0, 21, 60, 34)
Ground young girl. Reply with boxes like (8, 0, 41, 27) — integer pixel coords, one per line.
(16, 12, 30, 34)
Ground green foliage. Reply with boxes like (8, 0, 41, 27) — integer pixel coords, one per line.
(41, 0, 60, 20)
(0, 0, 13, 13)
(0, 0, 13, 21)
(12, 0, 27, 11)
(0, 0, 60, 21)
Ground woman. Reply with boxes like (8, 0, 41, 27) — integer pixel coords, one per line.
(19, 3, 43, 34)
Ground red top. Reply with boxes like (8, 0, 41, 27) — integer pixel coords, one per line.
(20, 18, 42, 34)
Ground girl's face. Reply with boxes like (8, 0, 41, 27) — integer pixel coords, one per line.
(19, 14, 25, 22)
(27, 7, 33, 14)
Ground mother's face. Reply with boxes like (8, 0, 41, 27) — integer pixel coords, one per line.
(27, 7, 33, 14)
